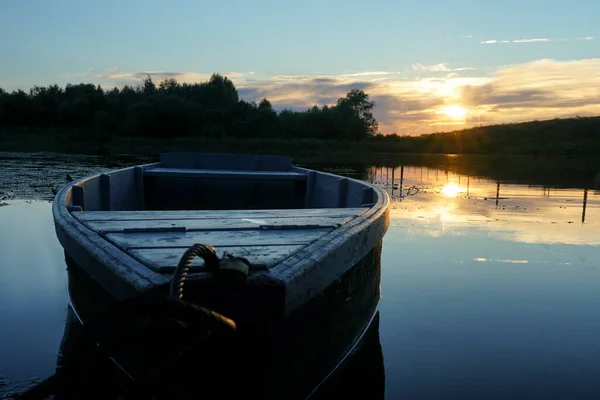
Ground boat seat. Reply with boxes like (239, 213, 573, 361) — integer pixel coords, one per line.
(144, 168, 307, 181)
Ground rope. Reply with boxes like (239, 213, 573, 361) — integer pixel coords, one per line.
(169, 243, 220, 299)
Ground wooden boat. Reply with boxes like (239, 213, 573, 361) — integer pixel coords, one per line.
(52, 152, 389, 398)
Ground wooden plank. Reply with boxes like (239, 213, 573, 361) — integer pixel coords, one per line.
(312, 173, 341, 208)
(159, 152, 292, 171)
(337, 178, 348, 208)
(100, 174, 111, 211)
(72, 185, 85, 210)
(108, 168, 137, 211)
(361, 187, 374, 206)
(134, 166, 145, 210)
(128, 245, 304, 273)
(160, 153, 260, 170)
(144, 168, 306, 180)
(74, 208, 368, 222)
(83, 216, 353, 233)
(104, 228, 333, 251)
(305, 171, 316, 207)
(78, 178, 102, 211)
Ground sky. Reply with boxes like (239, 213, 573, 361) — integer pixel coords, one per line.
(1, 0, 599, 135)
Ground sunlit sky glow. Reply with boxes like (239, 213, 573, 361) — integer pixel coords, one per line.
(1, 0, 599, 135)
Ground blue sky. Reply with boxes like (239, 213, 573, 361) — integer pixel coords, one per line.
(1, 0, 599, 134)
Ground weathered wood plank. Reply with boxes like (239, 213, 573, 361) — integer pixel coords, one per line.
(74, 208, 368, 222)
(72, 185, 85, 210)
(361, 187, 374, 206)
(144, 168, 306, 180)
(337, 178, 348, 208)
(305, 171, 316, 207)
(83, 216, 352, 233)
(108, 168, 138, 211)
(159, 152, 292, 171)
(104, 228, 333, 251)
(100, 174, 111, 211)
(128, 245, 304, 273)
(134, 166, 145, 210)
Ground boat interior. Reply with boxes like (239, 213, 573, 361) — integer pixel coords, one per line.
(63, 153, 379, 275)
(68, 152, 376, 212)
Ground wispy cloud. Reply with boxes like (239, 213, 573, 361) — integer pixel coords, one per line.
(413, 63, 450, 72)
(481, 40, 510, 44)
(96, 70, 251, 87)
(482, 36, 594, 44)
(339, 71, 393, 77)
(513, 38, 550, 43)
(51, 59, 600, 136)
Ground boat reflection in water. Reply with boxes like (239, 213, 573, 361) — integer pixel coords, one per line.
(56, 246, 385, 399)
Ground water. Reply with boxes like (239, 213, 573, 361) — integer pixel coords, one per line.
(1, 152, 600, 399)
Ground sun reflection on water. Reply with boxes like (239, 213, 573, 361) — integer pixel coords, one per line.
(441, 183, 463, 197)
(370, 164, 600, 245)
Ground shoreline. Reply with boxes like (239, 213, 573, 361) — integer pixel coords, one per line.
(2, 130, 600, 162)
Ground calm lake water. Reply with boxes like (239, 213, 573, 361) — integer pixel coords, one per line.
(1, 152, 600, 399)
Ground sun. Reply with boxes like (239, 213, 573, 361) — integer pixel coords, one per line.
(442, 105, 468, 118)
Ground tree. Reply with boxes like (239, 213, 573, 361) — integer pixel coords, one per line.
(141, 75, 157, 96)
(337, 89, 378, 137)
(0, 87, 6, 128)
(158, 78, 179, 95)
(0, 76, 381, 142)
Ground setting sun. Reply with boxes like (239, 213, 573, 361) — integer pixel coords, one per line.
(442, 105, 468, 118)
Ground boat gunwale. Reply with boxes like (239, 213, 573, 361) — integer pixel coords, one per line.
(53, 160, 390, 313)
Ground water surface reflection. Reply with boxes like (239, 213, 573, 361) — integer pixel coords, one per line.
(2, 152, 600, 399)
(370, 164, 600, 399)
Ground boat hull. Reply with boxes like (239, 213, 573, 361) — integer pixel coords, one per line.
(64, 241, 383, 399)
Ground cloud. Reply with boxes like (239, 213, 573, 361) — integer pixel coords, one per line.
(339, 71, 393, 77)
(85, 59, 600, 136)
(96, 70, 251, 87)
(413, 63, 450, 72)
(237, 59, 600, 135)
(482, 39, 549, 44)
(481, 40, 510, 44)
(482, 37, 593, 44)
(238, 75, 375, 110)
(456, 58, 600, 122)
(513, 38, 550, 43)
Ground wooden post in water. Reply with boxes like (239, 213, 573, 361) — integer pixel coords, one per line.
(467, 176, 470, 197)
(391, 167, 395, 197)
(582, 188, 589, 224)
(495, 181, 501, 207)
(400, 165, 404, 197)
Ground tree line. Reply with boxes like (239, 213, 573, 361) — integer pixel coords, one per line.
(367, 116, 600, 156)
(0, 74, 378, 140)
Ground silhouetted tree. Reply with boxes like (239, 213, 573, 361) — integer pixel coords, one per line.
(141, 75, 157, 96)
(0, 75, 380, 142)
(336, 89, 378, 137)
